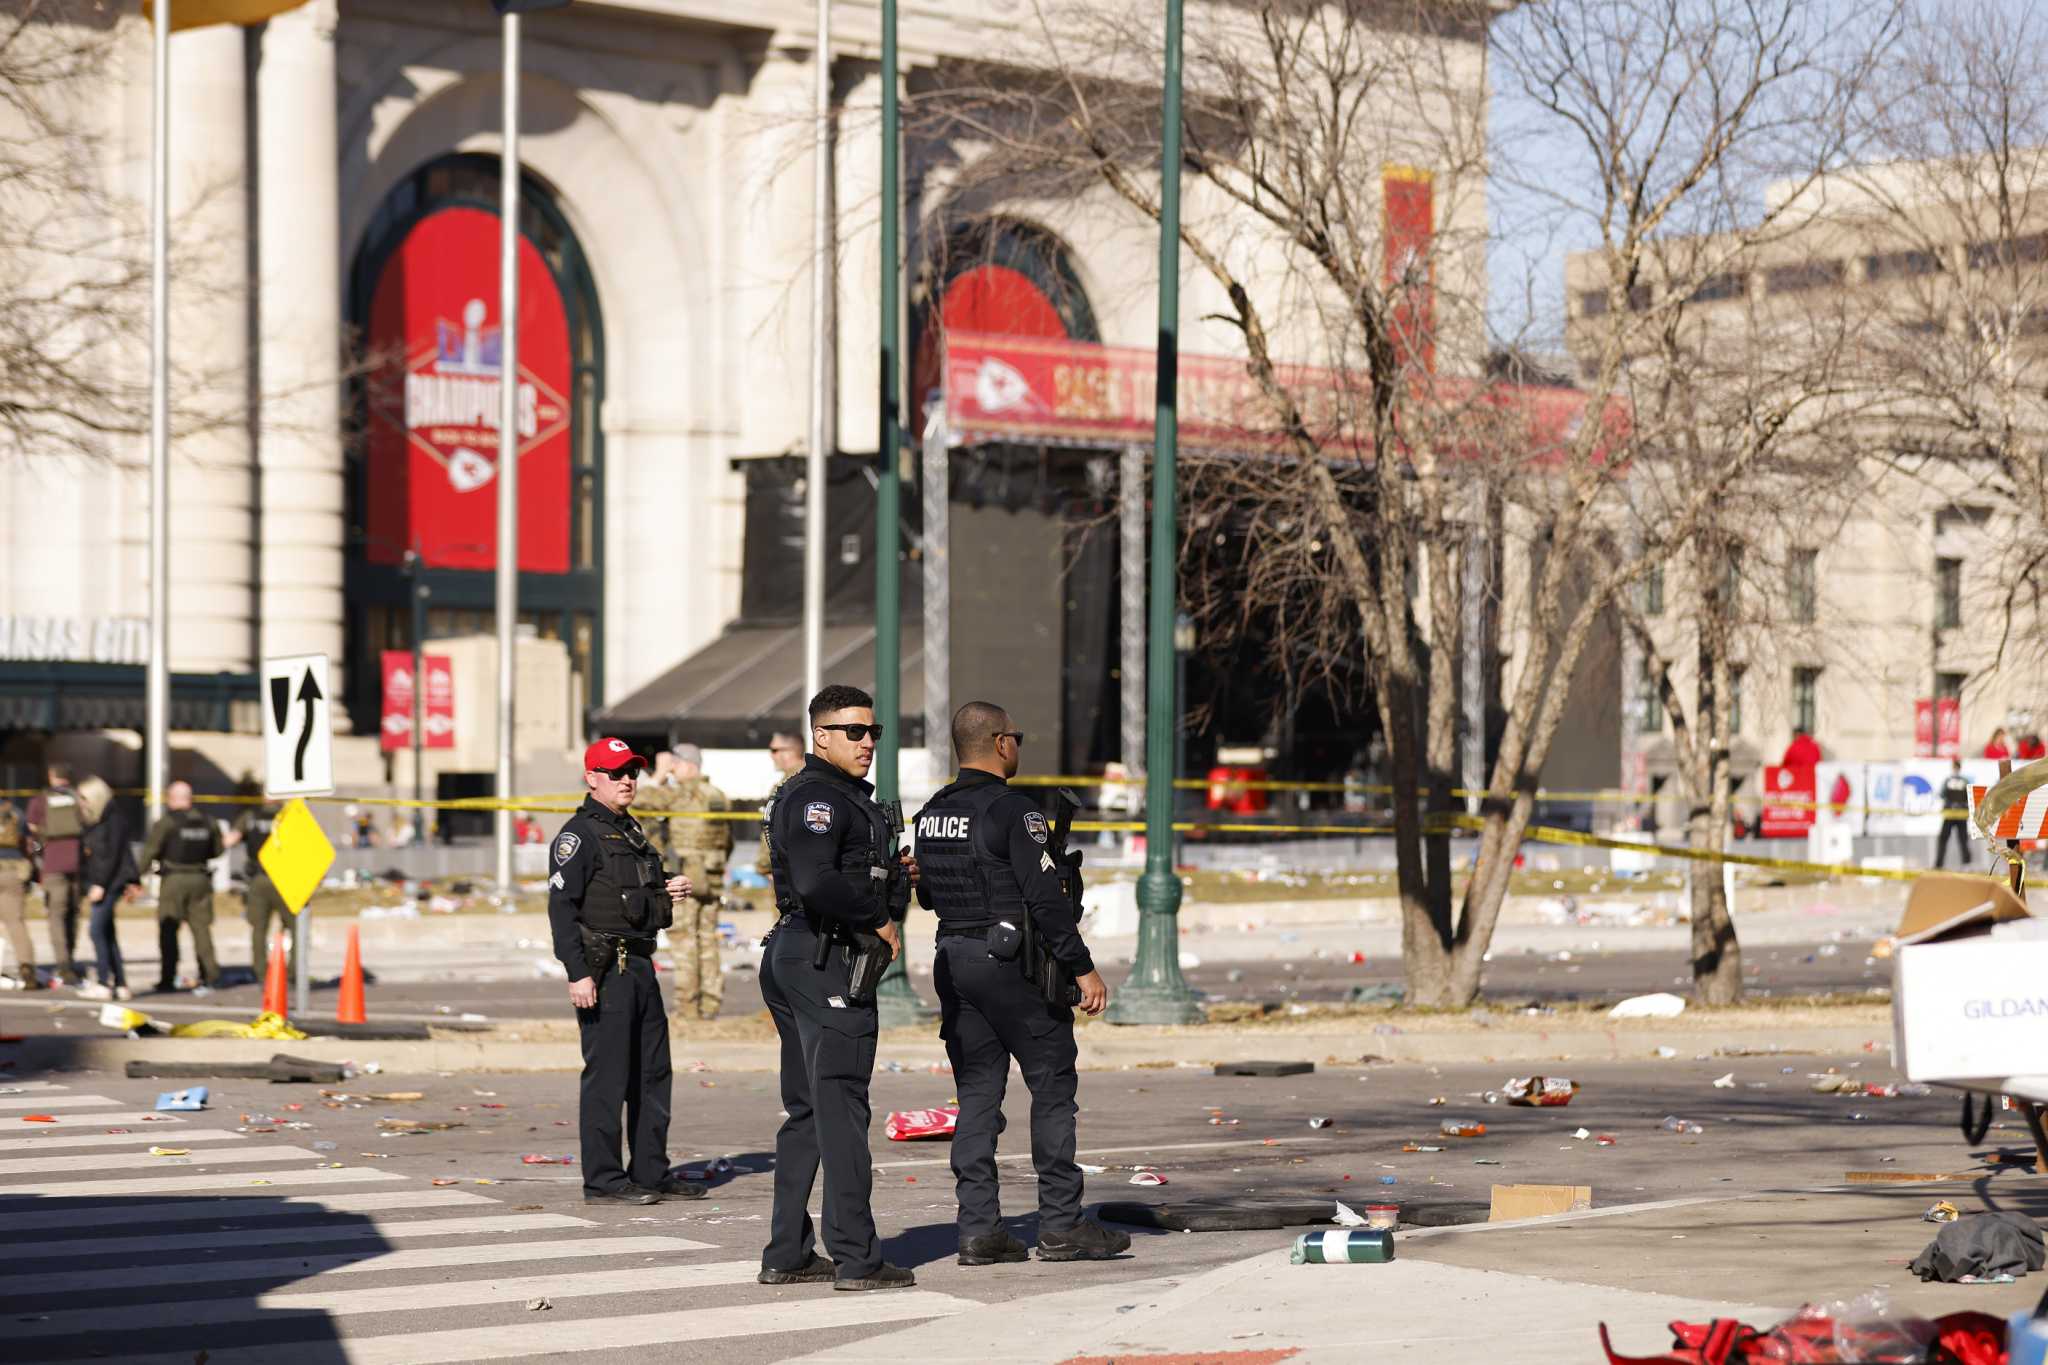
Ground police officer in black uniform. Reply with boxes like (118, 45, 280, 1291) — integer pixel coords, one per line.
(757, 684, 917, 1291)
(548, 737, 705, 1206)
(912, 700, 1129, 1265)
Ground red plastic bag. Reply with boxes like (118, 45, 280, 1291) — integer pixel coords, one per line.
(883, 1107, 958, 1141)
(1599, 1311, 2006, 1364)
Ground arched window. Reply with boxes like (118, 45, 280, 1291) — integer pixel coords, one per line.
(342, 153, 606, 738)
(911, 219, 1099, 416)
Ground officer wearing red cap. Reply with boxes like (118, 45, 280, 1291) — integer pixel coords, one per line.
(549, 737, 703, 1205)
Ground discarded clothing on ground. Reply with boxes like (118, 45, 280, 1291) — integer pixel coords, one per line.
(1910, 1211, 2046, 1283)
(1599, 1311, 2007, 1364)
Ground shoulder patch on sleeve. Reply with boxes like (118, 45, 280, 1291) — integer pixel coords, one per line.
(804, 800, 835, 834)
(553, 832, 581, 864)
(1023, 810, 1050, 845)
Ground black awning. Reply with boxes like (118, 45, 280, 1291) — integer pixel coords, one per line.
(0, 665, 257, 733)
(596, 623, 926, 750)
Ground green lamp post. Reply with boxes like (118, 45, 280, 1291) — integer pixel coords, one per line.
(1108, 0, 1203, 1026)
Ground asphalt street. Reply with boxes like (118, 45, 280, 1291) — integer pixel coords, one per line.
(0, 936, 1890, 1029)
(0, 1051, 2002, 1364)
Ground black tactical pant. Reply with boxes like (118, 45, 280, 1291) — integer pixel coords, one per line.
(759, 917, 882, 1281)
(575, 953, 672, 1195)
(935, 933, 1082, 1240)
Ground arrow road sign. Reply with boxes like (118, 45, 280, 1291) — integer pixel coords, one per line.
(261, 654, 334, 798)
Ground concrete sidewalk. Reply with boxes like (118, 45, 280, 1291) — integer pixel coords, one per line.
(790, 1237, 1779, 1364)
(796, 1178, 2048, 1364)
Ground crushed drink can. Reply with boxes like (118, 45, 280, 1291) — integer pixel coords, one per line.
(1291, 1229, 1395, 1264)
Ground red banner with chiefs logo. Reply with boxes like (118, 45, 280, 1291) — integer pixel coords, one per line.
(380, 650, 455, 753)
(364, 207, 571, 572)
(1913, 698, 1961, 758)
(943, 331, 1616, 457)
(1760, 764, 1817, 838)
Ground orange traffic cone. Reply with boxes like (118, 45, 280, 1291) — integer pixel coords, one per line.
(261, 933, 289, 1017)
(336, 923, 366, 1025)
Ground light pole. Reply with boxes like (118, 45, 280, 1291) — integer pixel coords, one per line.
(870, 0, 929, 1026)
(1109, 0, 1202, 1025)
(402, 549, 429, 846)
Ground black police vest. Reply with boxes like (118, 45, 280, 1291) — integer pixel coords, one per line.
(578, 817, 672, 936)
(767, 774, 887, 919)
(913, 780, 1026, 928)
(162, 811, 216, 872)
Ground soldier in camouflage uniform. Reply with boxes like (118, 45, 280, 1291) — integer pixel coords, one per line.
(635, 751, 680, 863)
(228, 792, 297, 986)
(666, 743, 733, 1020)
(754, 731, 806, 878)
(0, 802, 39, 989)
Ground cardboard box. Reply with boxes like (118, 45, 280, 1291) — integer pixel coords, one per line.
(1891, 873, 2043, 1082)
(1487, 1184, 1592, 1222)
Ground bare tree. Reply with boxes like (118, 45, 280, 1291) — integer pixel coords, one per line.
(911, 0, 1892, 1005)
(1602, 262, 1872, 1005)
(0, 1, 245, 465)
(1838, 0, 2048, 674)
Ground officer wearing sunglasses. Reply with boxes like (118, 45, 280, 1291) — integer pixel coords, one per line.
(756, 684, 918, 1293)
(910, 699, 1125, 1267)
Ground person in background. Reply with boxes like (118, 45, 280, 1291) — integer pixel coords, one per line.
(26, 764, 87, 987)
(76, 776, 135, 1001)
(1780, 730, 1822, 769)
(666, 743, 733, 1022)
(2019, 733, 2045, 762)
(140, 781, 223, 992)
(755, 731, 807, 880)
(1984, 727, 2012, 761)
(1935, 758, 1974, 871)
(228, 790, 295, 990)
(0, 800, 40, 990)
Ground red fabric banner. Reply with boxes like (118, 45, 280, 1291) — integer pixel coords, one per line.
(364, 207, 571, 572)
(1383, 165, 1436, 375)
(380, 650, 455, 753)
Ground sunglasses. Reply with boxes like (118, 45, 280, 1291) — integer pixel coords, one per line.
(818, 722, 886, 742)
(995, 730, 1026, 746)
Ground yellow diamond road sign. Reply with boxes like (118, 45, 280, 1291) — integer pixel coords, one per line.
(257, 798, 336, 917)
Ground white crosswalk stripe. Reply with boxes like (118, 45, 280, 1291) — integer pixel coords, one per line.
(7, 1212, 595, 1259)
(92, 1295, 986, 1365)
(2, 1187, 496, 1232)
(0, 1083, 979, 1363)
(2, 1108, 193, 1128)
(0, 1142, 326, 1176)
(0, 1125, 246, 1152)
(0, 1091, 117, 1109)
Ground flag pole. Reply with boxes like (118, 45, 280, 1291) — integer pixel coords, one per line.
(146, 0, 172, 827)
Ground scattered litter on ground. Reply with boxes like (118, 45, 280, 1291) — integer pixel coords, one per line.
(526, 1298, 552, 1312)
(1332, 1200, 1367, 1227)
(21, 1115, 54, 1123)
(1659, 1116, 1705, 1135)
(1503, 1077, 1578, 1107)
(883, 1108, 958, 1141)
(147, 1146, 188, 1157)
(1490, 1184, 1591, 1222)
(155, 1088, 207, 1112)
(1292, 1229, 1394, 1263)
(1611, 993, 1686, 1020)
(1712, 1073, 1736, 1089)
(1440, 1121, 1486, 1138)
(1308, 1116, 1332, 1129)
(1923, 1201, 1961, 1224)
(521, 1154, 574, 1164)
(1654, 1046, 1678, 1059)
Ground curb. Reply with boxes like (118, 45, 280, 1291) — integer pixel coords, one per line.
(8, 1019, 1889, 1075)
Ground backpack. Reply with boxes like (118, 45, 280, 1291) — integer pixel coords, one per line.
(40, 791, 82, 840)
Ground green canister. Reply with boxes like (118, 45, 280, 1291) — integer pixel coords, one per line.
(1290, 1229, 1395, 1264)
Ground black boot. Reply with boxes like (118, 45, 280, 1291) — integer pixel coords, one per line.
(1038, 1218, 1131, 1261)
(757, 1252, 836, 1285)
(833, 1263, 916, 1292)
(958, 1229, 1030, 1266)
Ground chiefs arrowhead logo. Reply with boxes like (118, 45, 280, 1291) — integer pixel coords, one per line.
(446, 447, 495, 493)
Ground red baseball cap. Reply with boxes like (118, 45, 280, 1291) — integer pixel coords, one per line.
(583, 737, 647, 775)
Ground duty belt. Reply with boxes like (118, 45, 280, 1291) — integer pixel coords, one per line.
(162, 865, 210, 874)
(936, 924, 995, 939)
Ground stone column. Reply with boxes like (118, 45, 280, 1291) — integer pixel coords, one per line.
(254, 0, 344, 674)
(167, 23, 253, 674)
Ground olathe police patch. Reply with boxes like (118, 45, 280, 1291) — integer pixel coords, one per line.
(554, 832, 581, 864)
(804, 801, 835, 834)
(1023, 811, 1050, 845)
